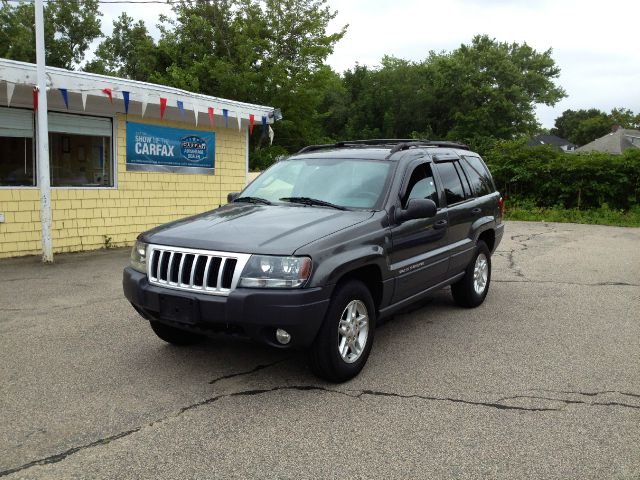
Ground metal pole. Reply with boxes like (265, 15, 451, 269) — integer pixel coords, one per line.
(35, 0, 53, 263)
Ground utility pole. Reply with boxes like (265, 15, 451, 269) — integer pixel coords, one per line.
(35, 0, 53, 263)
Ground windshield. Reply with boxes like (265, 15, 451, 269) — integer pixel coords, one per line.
(240, 157, 392, 209)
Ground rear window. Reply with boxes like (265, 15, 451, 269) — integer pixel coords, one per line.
(462, 156, 494, 195)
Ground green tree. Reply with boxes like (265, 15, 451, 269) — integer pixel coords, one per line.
(89, 0, 346, 156)
(85, 13, 157, 81)
(551, 108, 639, 146)
(0, 0, 102, 69)
(572, 115, 613, 146)
(322, 36, 566, 144)
(428, 35, 566, 142)
(609, 107, 640, 129)
(550, 108, 609, 145)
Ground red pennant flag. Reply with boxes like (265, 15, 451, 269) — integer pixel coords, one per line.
(249, 114, 255, 135)
(102, 88, 113, 103)
(208, 107, 214, 129)
(33, 87, 38, 111)
(160, 97, 167, 120)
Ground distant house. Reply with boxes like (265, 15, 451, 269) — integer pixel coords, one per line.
(527, 134, 576, 152)
(575, 127, 640, 154)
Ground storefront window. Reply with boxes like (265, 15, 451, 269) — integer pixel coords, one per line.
(0, 109, 114, 188)
(0, 107, 35, 186)
(48, 112, 113, 187)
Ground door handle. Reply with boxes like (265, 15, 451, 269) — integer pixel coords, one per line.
(471, 208, 482, 215)
(434, 219, 448, 230)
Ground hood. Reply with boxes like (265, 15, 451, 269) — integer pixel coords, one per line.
(141, 203, 374, 255)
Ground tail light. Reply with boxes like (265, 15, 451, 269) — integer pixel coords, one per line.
(498, 196, 505, 217)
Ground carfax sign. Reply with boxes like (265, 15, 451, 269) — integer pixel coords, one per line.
(126, 122, 215, 174)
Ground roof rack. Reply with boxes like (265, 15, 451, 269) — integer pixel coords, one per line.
(296, 139, 469, 155)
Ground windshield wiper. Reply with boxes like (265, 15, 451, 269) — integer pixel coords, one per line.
(233, 196, 273, 205)
(280, 197, 347, 210)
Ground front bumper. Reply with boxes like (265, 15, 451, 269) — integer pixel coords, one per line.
(123, 267, 330, 348)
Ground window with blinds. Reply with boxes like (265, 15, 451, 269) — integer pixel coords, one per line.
(0, 107, 35, 186)
(0, 109, 115, 188)
(48, 112, 114, 187)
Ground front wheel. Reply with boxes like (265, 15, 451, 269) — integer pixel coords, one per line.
(451, 240, 491, 308)
(308, 280, 376, 382)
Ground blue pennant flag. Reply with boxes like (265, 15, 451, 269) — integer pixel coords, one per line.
(177, 100, 185, 118)
(59, 88, 69, 109)
(123, 91, 130, 114)
(262, 115, 267, 133)
(223, 109, 229, 128)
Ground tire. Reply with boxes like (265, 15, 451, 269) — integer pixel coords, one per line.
(308, 280, 376, 383)
(149, 321, 204, 346)
(451, 240, 491, 308)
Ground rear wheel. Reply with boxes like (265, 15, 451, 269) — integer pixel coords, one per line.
(149, 321, 203, 345)
(451, 240, 491, 308)
(308, 280, 376, 382)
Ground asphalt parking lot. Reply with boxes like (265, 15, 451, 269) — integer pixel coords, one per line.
(1, 221, 639, 479)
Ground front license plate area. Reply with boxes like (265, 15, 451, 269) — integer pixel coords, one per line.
(159, 295, 198, 324)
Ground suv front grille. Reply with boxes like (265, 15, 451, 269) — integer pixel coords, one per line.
(147, 244, 251, 296)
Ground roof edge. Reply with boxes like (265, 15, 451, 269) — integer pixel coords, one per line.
(0, 58, 275, 121)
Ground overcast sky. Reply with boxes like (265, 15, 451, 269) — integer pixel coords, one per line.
(98, 0, 640, 129)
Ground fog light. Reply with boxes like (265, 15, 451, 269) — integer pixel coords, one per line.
(275, 328, 291, 345)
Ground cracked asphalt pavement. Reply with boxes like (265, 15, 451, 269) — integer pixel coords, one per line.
(1, 221, 639, 479)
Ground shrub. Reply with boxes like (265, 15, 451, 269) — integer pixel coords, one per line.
(481, 140, 640, 210)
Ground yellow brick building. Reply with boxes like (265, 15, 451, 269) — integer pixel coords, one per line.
(0, 59, 275, 259)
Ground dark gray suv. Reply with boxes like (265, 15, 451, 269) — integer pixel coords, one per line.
(123, 140, 504, 382)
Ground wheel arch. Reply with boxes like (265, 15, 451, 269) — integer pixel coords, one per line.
(472, 218, 497, 253)
(333, 264, 384, 312)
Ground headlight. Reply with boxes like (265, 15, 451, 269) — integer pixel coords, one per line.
(130, 240, 148, 273)
(239, 255, 312, 288)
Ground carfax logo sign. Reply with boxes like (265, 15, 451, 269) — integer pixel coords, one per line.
(126, 121, 215, 174)
(180, 135, 208, 162)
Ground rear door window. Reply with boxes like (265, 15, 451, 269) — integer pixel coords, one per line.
(436, 161, 466, 205)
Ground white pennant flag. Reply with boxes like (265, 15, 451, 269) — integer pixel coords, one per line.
(141, 93, 148, 118)
(6, 82, 15, 107)
(81, 92, 87, 110)
(268, 126, 274, 145)
(236, 111, 242, 131)
(193, 102, 199, 126)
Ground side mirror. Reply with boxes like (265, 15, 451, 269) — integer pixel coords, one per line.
(395, 198, 437, 223)
(227, 192, 240, 203)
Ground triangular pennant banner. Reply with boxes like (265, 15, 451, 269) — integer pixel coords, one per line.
(6, 82, 15, 107)
(177, 100, 185, 118)
(236, 112, 241, 131)
(193, 103, 199, 126)
(141, 93, 148, 118)
(249, 114, 255, 135)
(102, 88, 113, 103)
(208, 107, 214, 129)
(81, 92, 87, 110)
(59, 88, 69, 109)
(123, 91, 130, 114)
(33, 87, 38, 112)
(160, 97, 167, 120)
(262, 115, 267, 133)
(223, 109, 229, 128)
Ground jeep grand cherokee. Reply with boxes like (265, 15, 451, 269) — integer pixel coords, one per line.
(123, 139, 504, 382)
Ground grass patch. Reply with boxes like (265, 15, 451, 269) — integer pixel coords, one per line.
(505, 203, 640, 227)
